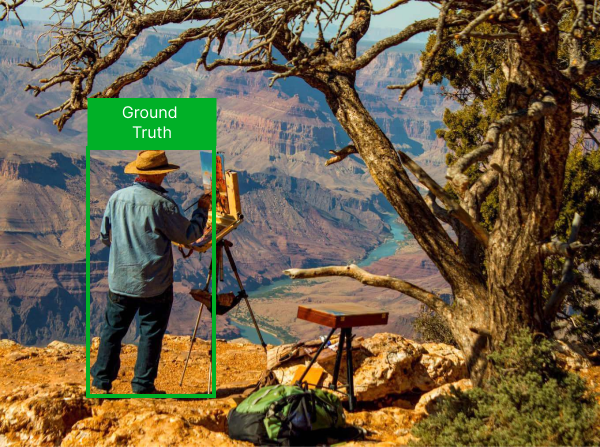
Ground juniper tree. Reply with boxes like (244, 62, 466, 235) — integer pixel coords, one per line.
(3, 0, 600, 381)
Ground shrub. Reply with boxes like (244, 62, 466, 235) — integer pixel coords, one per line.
(413, 305, 457, 347)
(410, 330, 600, 446)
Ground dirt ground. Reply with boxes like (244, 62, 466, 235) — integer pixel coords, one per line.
(0, 336, 426, 446)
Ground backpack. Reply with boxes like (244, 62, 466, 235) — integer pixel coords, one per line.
(228, 384, 353, 446)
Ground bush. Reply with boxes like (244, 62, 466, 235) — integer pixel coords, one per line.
(413, 305, 457, 347)
(410, 330, 600, 446)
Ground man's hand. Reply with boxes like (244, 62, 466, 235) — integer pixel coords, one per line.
(197, 193, 212, 209)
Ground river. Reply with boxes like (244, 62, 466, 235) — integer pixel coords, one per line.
(232, 213, 407, 345)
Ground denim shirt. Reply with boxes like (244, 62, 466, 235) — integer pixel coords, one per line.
(100, 181, 208, 298)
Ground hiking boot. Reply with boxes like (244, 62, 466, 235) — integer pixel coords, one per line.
(133, 387, 166, 395)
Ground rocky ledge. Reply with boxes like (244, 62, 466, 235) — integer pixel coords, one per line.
(0, 334, 593, 446)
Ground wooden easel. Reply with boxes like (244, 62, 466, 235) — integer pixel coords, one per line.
(176, 170, 267, 392)
(179, 238, 268, 392)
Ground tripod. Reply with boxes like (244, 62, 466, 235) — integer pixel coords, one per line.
(179, 238, 267, 392)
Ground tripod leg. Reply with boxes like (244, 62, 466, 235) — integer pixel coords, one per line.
(217, 243, 224, 283)
(224, 244, 268, 351)
(180, 254, 214, 387)
(203, 259, 213, 291)
(223, 244, 245, 292)
(345, 328, 356, 411)
(297, 327, 336, 385)
(331, 330, 346, 390)
(180, 304, 204, 387)
(243, 297, 267, 351)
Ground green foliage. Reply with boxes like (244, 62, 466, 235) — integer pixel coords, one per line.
(413, 305, 457, 347)
(425, 24, 507, 237)
(424, 21, 600, 351)
(411, 331, 600, 446)
(547, 144, 600, 351)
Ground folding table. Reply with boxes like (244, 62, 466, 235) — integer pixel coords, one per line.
(296, 303, 389, 411)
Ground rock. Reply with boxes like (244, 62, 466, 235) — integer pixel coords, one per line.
(0, 340, 19, 350)
(412, 342, 468, 390)
(555, 340, 592, 371)
(353, 333, 425, 401)
(7, 351, 30, 362)
(0, 384, 94, 446)
(62, 410, 245, 447)
(269, 333, 468, 402)
(347, 406, 425, 444)
(227, 338, 253, 345)
(415, 378, 473, 415)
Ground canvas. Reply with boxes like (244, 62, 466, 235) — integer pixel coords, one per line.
(187, 153, 243, 251)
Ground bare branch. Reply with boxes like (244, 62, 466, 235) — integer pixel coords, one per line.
(563, 59, 600, 82)
(387, 0, 454, 100)
(21, 3, 219, 129)
(0, 0, 25, 26)
(372, 0, 409, 15)
(324, 144, 358, 166)
(424, 192, 452, 224)
(398, 150, 489, 246)
(464, 169, 498, 214)
(454, 2, 502, 41)
(540, 240, 586, 257)
(94, 27, 209, 99)
(336, 17, 460, 72)
(544, 213, 583, 320)
(446, 92, 558, 194)
(466, 32, 518, 40)
(283, 263, 449, 313)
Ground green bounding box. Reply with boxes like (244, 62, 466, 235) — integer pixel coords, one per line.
(86, 98, 217, 399)
(87, 98, 216, 151)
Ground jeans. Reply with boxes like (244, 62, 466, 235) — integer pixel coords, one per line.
(91, 285, 173, 393)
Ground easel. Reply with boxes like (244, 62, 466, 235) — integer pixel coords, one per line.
(179, 236, 268, 392)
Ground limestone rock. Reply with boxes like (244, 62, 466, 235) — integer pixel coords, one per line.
(353, 333, 425, 401)
(413, 342, 468, 390)
(347, 406, 425, 444)
(555, 340, 592, 371)
(0, 384, 93, 446)
(62, 410, 246, 447)
(269, 333, 468, 402)
(415, 378, 473, 415)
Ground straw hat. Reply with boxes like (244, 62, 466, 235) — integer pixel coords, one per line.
(124, 150, 180, 175)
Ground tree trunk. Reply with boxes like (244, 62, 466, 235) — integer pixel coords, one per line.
(486, 27, 571, 344)
(305, 73, 494, 379)
(303, 26, 571, 380)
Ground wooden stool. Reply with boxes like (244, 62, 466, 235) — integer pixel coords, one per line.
(296, 303, 388, 411)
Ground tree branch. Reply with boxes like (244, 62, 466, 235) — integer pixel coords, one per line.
(464, 169, 498, 215)
(398, 150, 489, 246)
(0, 0, 25, 26)
(336, 17, 442, 72)
(95, 27, 208, 99)
(283, 263, 449, 313)
(323, 143, 489, 246)
(563, 59, 600, 82)
(543, 213, 583, 321)
(424, 192, 452, 225)
(446, 91, 557, 193)
(324, 144, 358, 166)
(20, 3, 219, 129)
(387, 0, 454, 101)
(372, 0, 409, 15)
(540, 240, 586, 257)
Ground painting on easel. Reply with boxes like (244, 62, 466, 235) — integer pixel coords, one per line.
(201, 150, 229, 214)
(188, 151, 243, 251)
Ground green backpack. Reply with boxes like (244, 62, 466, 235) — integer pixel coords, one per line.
(228, 384, 351, 446)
